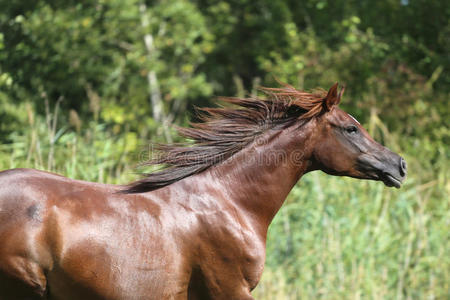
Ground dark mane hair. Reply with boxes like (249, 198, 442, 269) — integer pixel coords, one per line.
(124, 83, 327, 193)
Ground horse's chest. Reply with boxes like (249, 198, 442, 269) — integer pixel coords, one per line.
(194, 216, 266, 292)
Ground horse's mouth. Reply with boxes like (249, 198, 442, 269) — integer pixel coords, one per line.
(357, 154, 406, 189)
(381, 173, 403, 188)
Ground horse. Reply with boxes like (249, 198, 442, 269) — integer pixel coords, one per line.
(0, 83, 406, 299)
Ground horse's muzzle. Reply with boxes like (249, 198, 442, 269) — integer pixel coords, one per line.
(357, 152, 407, 188)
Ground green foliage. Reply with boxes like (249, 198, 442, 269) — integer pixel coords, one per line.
(0, 0, 214, 134)
(0, 0, 448, 298)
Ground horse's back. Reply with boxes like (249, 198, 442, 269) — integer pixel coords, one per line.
(0, 168, 187, 299)
(0, 168, 52, 299)
(0, 168, 54, 230)
(0, 168, 123, 299)
(0, 168, 257, 299)
(0, 168, 65, 229)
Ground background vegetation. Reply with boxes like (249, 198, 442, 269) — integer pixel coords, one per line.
(0, 0, 448, 298)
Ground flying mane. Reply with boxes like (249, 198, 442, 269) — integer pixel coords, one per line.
(125, 83, 327, 193)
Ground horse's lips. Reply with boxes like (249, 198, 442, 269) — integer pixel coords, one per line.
(382, 173, 402, 188)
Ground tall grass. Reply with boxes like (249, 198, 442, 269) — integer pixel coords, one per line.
(0, 103, 448, 299)
(0, 102, 137, 184)
(253, 171, 448, 299)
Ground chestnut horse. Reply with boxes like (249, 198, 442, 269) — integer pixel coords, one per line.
(0, 83, 406, 299)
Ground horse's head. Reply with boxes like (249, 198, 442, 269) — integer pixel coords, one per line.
(310, 83, 407, 188)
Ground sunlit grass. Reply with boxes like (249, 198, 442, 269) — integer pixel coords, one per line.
(253, 171, 448, 299)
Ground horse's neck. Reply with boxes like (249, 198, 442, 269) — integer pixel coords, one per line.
(209, 120, 315, 238)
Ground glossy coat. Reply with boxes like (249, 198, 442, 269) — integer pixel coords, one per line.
(0, 84, 406, 299)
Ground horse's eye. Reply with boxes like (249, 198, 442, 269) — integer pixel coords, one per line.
(346, 125, 358, 134)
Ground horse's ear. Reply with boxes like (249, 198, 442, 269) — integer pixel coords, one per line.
(338, 85, 345, 102)
(324, 82, 341, 111)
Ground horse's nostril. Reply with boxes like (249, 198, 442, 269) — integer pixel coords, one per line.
(399, 157, 407, 176)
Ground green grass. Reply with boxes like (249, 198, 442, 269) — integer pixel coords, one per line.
(254, 171, 448, 299)
(0, 108, 448, 300)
